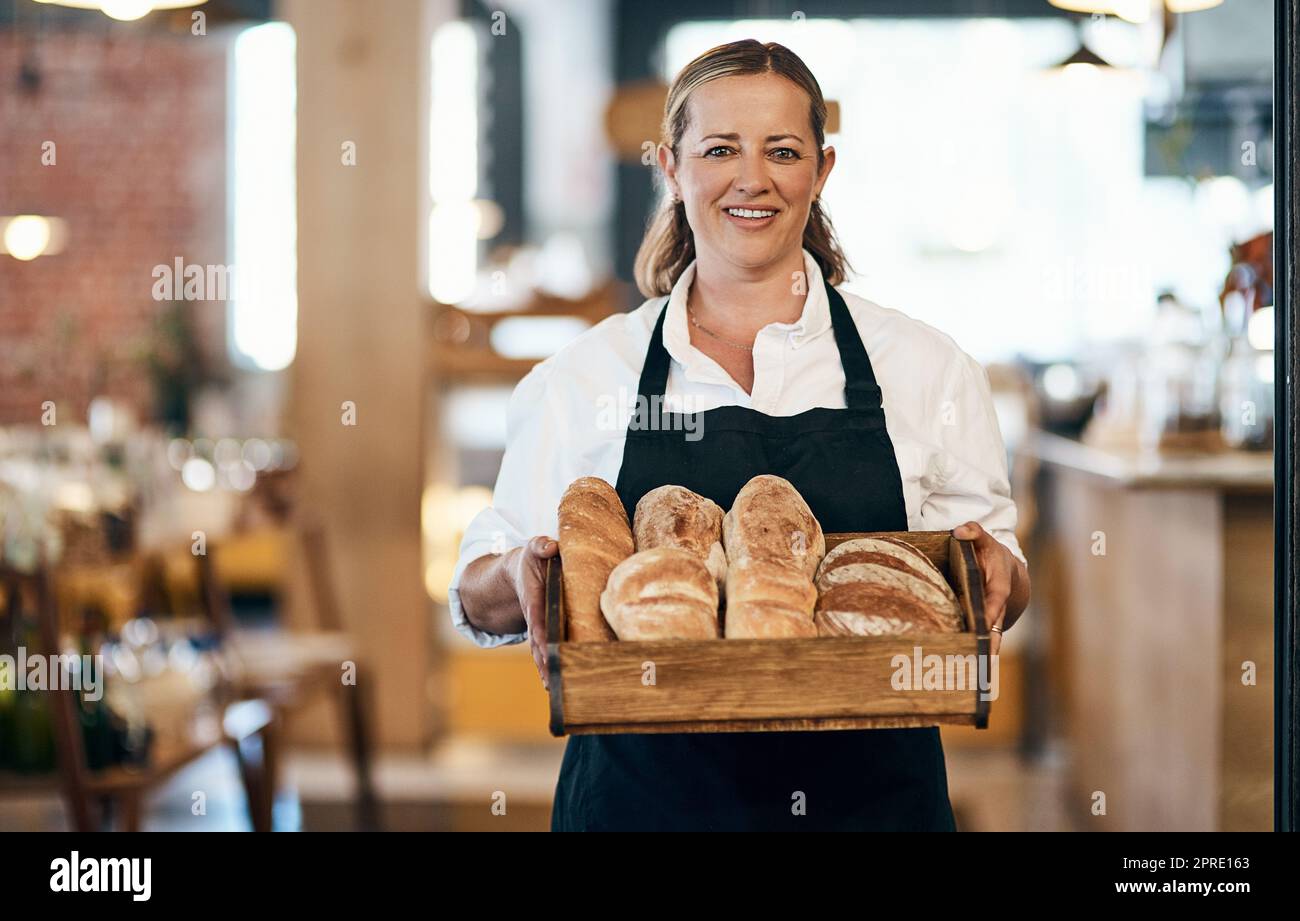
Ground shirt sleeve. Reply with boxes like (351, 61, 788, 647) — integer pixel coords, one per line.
(918, 351, 1027, 568)
(446, 359, 573, 648)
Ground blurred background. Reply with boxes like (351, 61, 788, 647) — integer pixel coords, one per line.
(0, 0, 1276, 831)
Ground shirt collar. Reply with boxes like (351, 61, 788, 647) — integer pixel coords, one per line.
(662, 248, 833, 377)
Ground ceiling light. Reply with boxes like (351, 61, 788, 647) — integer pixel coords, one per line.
(33, 0, 208, 22)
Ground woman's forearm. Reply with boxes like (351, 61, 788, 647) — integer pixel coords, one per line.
(458, 548, 528, 637)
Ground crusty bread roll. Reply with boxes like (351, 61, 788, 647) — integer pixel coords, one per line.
(817, 537, 959, 607)
(724, 559, 817, 639)
(722, 475, 825, 580)
(814, 537, 964, 636)
(557, 476, 634, 642)
(633, 485, 727, 597)
(600, 548, 719, 641)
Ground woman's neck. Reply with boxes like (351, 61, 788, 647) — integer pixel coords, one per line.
(688, 248, 809, 341)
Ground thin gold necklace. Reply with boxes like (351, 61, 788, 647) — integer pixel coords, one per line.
(686, 300, 754, 352)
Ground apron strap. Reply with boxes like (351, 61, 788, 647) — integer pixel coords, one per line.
(635, 296, 675, 404)
(635, 280, 883, 411)
(825, 282, 884, 410)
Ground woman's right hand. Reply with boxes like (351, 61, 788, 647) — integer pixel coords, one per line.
(509, 535, 561, 690)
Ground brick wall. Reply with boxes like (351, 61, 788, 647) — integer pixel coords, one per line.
(0, 28, 229, 427)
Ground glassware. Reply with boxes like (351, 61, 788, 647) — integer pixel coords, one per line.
(1218, 293, 1274, 450)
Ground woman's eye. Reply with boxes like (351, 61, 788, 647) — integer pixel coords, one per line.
(770, 148, 799, 160)
(705, 146, 732, 158)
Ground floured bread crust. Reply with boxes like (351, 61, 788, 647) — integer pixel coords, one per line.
(557, 476, 634, 642)
(722, 475, 825, 581)
(633, 485, 727, 598)
(814, 537, 964, 636)
(600, 547, 720, 641)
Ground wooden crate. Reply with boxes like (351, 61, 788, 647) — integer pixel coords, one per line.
(545, 530, 991, 736)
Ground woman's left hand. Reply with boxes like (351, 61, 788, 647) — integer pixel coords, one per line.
(951, 521, 1023, 655)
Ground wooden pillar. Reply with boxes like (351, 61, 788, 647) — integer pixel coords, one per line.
(282, 0, 451, 748)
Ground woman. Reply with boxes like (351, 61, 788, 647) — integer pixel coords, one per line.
(450, 39, 1030, 831)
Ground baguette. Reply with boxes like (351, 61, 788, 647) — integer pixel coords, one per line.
(557, 476, 634, 642)
(721, 474, 825, 580)
(724, 559, 817, 639)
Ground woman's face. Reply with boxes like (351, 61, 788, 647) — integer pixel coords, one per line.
(660, 72, 835, 277)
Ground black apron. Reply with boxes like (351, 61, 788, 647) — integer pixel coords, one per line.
(551, 280, 957, 832)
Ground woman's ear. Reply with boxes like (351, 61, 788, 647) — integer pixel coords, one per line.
(814, 145, 836, 200)
(657, 143, 680, 200)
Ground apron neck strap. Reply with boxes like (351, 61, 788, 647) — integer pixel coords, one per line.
(636, 278, 882, 409)
(825, 282, 883, 409)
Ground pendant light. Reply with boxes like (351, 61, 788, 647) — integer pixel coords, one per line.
(1048, 17, 1117, 73)
(32, 0, 208, 23)
(1048, 0, 1222, 20)
(1052, 42, 1116, 71)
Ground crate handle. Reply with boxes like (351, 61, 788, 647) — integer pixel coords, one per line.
(544, 556, 567, 736)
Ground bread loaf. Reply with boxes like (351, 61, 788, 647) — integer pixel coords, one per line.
(724, 559, 817, 639)
(557, 476, 634, 642)
(721, 475, 825, 580)
(633, 485, 727, 596)
(600, 548, 720, 641)
(816, 536, 959, 606)
(814, 537, 964, 636)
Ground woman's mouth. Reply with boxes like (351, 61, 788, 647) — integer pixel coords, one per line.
(723, 207, 778, 228)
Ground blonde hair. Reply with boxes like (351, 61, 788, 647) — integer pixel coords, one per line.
(633, 39, 853, 298)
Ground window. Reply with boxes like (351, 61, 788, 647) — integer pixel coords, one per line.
(229, 21, 298, 371)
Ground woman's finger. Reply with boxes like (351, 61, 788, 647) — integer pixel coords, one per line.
(526, 608, 549, 689)
(530, 535, 560, 557)
(518, 539, 556, 689)
(526, 590, 550, 683)
(982, 560, 1011, 626)
(531, 638, 549, 690)
(956, 521, 1013, 640)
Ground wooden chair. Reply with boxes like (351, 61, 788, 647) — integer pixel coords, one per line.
(194, 519, 380, 831)
(0, 561, 279, 832)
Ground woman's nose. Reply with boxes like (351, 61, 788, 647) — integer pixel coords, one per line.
(732, 153, 771, 195)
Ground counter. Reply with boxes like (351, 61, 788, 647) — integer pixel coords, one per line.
(1023, 430, 1273, 831)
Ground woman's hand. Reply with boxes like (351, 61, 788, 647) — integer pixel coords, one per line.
(951, 521, 1028, 655)
(508, 535, 561, 690)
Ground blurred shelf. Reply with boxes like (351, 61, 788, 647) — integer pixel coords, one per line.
(427, 280, 626, 383)
(1022, 429, 1273, 492)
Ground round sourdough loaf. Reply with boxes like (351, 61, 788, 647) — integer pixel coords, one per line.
(600, 547, 720, 641)
(814, 537, 964, 636)
(816, 536, 959, 606)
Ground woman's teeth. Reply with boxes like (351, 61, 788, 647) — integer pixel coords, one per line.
(726, 208, 776, 218)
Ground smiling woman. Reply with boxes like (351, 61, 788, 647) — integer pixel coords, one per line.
(452, 38, 1030, 832)
(636, 43, 850, 305)
(632, 45, 855, 396)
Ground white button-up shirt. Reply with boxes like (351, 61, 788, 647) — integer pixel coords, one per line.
(447, 249, 1025, 648)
